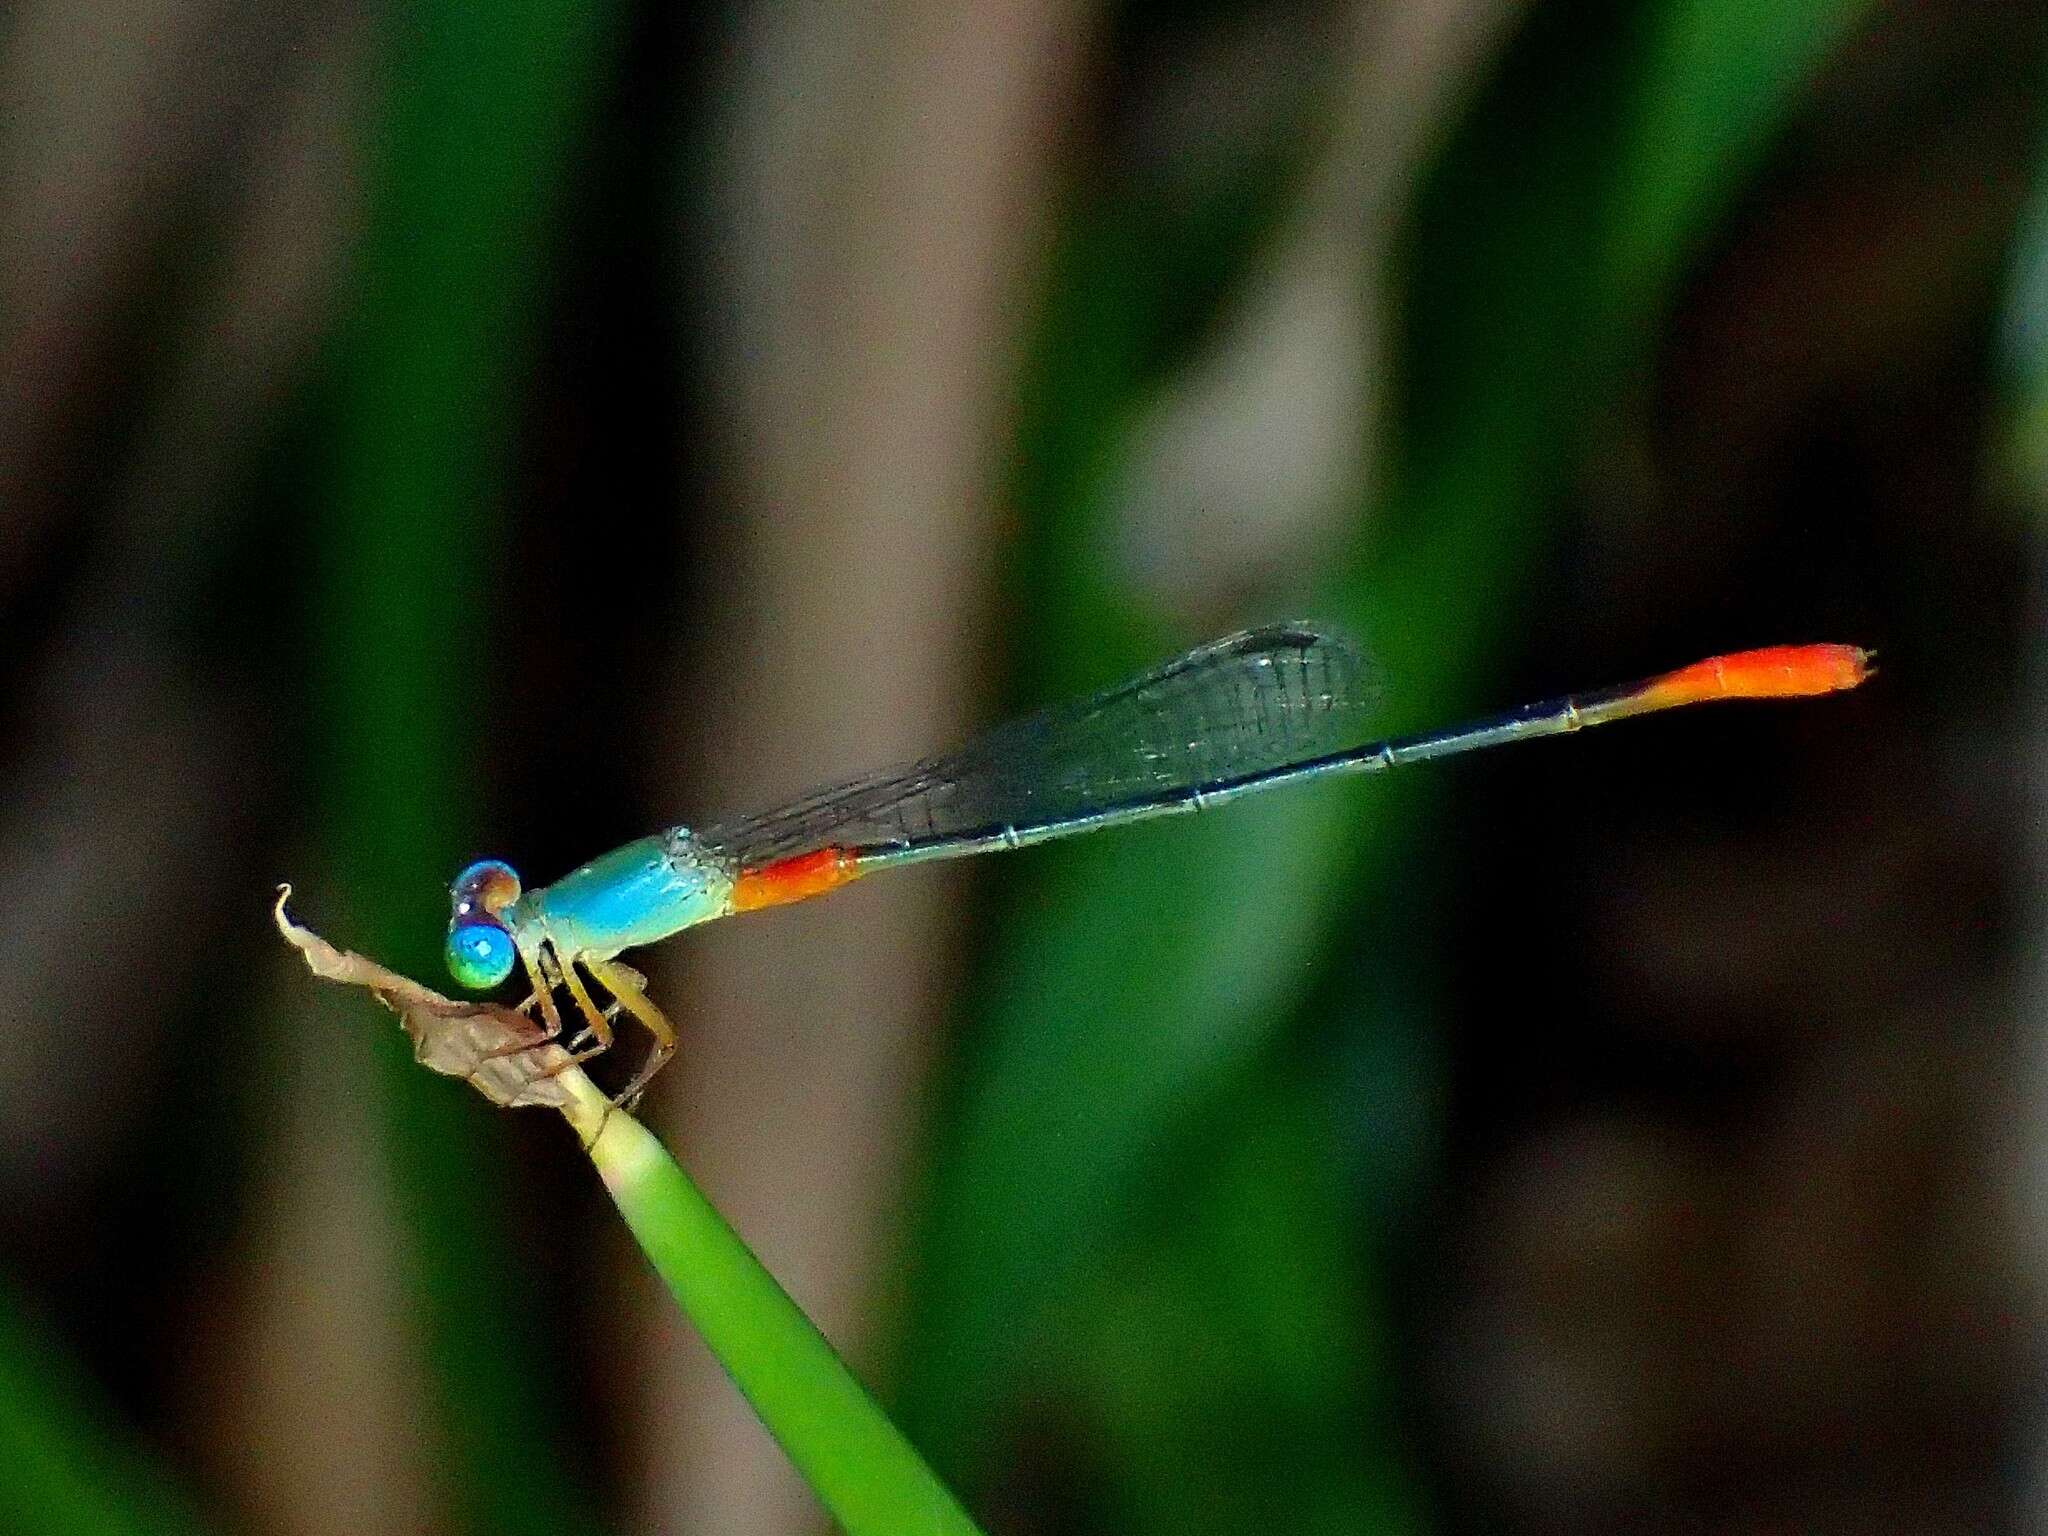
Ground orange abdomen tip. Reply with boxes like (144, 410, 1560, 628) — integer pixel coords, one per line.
(730, 846, 863, 913)
(1642, 643, 1873, 708)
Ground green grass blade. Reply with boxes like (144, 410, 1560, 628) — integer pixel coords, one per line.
(560, 1087, 984, 1536)
(274, 908, 983, 1536)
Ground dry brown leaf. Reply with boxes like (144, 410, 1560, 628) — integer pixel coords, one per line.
(272, 885, 576, 1111)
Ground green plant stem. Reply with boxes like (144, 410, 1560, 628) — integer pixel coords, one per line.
(557, 1077, 983, 1536)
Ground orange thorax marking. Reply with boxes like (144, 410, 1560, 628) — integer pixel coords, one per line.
(730, 847, 863, 912)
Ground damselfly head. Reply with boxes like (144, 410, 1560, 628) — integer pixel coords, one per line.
(446, 858, 522, 990)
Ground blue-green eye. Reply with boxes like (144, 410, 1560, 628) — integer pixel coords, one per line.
(447, 920, 516, 990)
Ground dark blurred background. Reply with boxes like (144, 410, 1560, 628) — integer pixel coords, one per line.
(3, 1, 2044, 1533)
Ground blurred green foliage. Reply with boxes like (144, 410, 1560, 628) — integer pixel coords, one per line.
(0, 1289, 206, 1536)
(897, 6, 1872, 1533)
(12, 1, 2045, 1534)
(314, 1, 623, 1533)
(2003, 86, 2048, 490)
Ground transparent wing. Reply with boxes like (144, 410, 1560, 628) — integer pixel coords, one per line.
(695, 623, 1384, 866)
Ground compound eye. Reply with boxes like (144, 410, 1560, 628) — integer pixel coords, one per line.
(450, 859, 522, 917)
(447, 919, 516, 991)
